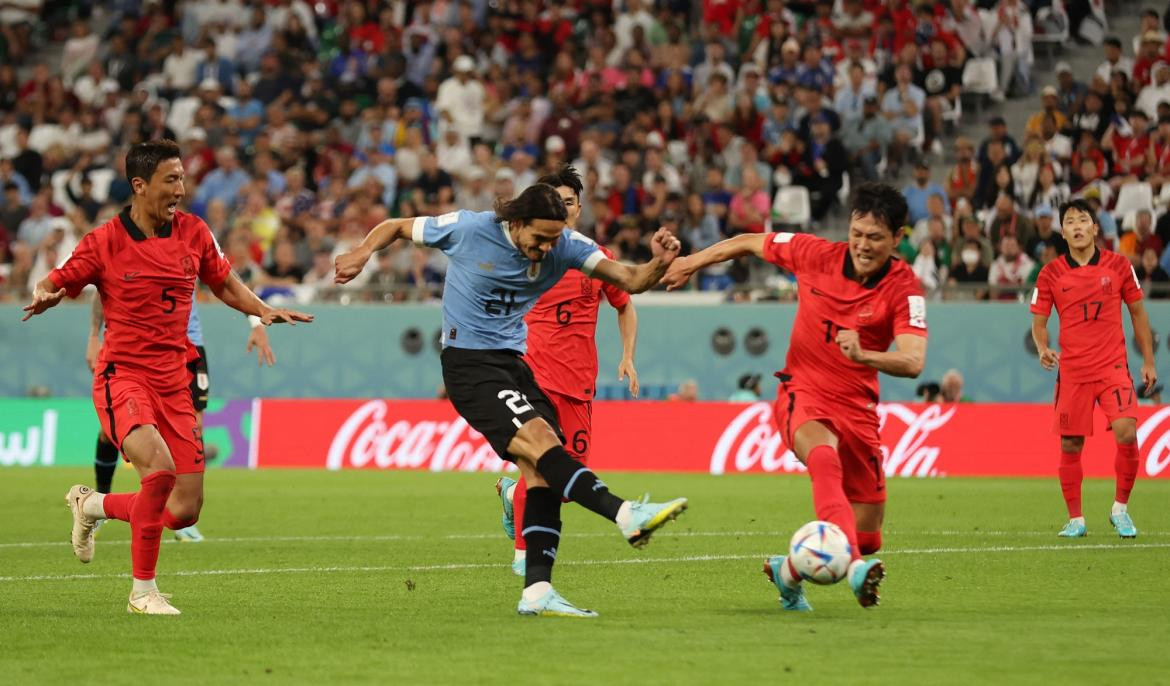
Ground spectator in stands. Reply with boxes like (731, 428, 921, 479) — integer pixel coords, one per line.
(436, 55, 485, 142)
(952, 214, 994, 268)
(904, 162, 950, 226)
(1134, 31, 1165, 89)
(1121, 209, 1165, 263)
(728, 166, 769, 234)
(949, 237, 991, 300)
(840, 94, 891, 183)
(16, 193, 54, 250)
(1012, 139, 1058, 203)
(1054, 61, 1087, 118)
(194, 146, 250, 213)
(912, 229, 945, 297)
(682, 192, 730, 291)
(668, 379, 700, 402)
(1096, 36, 1134, 84)
(0, 182, 29, 239)
(946, 136, 979, 206)
(1137, 62, 1170, 120)
(919, 39, 962, 156)
(979, 116, 1022, 167)
(913, 194, 953, 247)
(1027, 166, 1071, 215)
(990, 0, 1033, 100)
(795, 114, 848, 221)
(1136, 247, 1170, 297)
(1039, 112, 1073, 165)
(988, 192, 1035, 248)
(728, 373, 763, 402)
(989, 234, 1035, 300)
(940, 369, 971, 402)
(1026, 86, 1069, 137)
(835, 62, 875, 124)
(942, 0, 989, 58)
(881, 64, 926, 172)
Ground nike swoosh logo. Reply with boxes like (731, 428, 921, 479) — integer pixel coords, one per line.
(810, 287, 827, 297)
(1061, 286, 1073, 291)
(123, 271, 141, 281)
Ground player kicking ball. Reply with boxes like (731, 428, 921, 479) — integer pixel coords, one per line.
(23, 140, 312, 615)
(87, 291, 279, 543)
(335, 184, 687, 618)
(1030, 199, 1157, 539)
(494, 165, 640, 577)
(663, 183, 927, 611)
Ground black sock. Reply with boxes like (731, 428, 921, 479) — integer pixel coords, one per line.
(522, 486, 562, 588)
(535, 446, 624, 522)
(94, 437, 119, 494)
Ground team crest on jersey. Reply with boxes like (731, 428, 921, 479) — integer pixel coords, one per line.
(1100, 276, 1112, 294)
(857, 304, 875, 323)
(181, 255, 196, 277)
(527, 262, 541, 281)
(126, 398, 140, 417)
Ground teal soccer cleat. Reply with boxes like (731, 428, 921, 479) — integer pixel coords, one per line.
(620, 495, 688, 548)
(517, 587, 598, 618)
(849, 558, 885, 608)
(763, 555, 812, 612)
(174, 525, 204, 542)
(1057, 520, 1087, 537)
(511, 556, 525, 577)
(1109, 512, 1138, 538)
(495, 477, 516, 540)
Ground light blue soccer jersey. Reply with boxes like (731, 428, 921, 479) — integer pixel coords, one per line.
(412, 210, 605, 353)
(186, 285, 204, 347)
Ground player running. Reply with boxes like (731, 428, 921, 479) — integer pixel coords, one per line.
(662, 182, 927, 611)
(22, 140, 312, 615)
(334, 183, 687, 618)
(494, 165, 640, 576)
(1030, 199, 1157, 539)
(86, 291, 278, 542)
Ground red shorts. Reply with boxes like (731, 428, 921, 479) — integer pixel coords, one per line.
(1052, 367, 1137, 437)
(548, 390, 592, 463)
(773, 387, 886, 504)
(93, 364, 205, 474)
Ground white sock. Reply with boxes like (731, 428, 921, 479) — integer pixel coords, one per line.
(513, 549, 526, 562)
(778, 557, 800, 588)
(615, 501, 633, 529)
(522, 581, 551, 602)
(131, 577, 158, 596)
(82, 492, 107, 520)
(1070, 516, 1085, 525)
(1111, 502, 1127, 516)
(506, 483, 516, 502)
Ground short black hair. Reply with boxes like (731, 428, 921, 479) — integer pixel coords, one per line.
(493, 183, 568, 226)
(1059, 198, 1098, 227)
(1105, 36, 1122, 48)
(536, 164, 583, 200)
(125, 139, 181, 185)
(850, 182, 908, 234)
(3, 181, 17, 192)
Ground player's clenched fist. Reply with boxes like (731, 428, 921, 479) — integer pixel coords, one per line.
(1037, 347, 1060, 371)
(334, 246, 372, 284)
(649, 227, 681, 265)
(835, 329, 864, 362)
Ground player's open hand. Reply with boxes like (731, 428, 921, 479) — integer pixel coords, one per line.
(21, 285, 67, 321)
(618, 357, 640, 398)
(661, 257, 692, 290)
(1141, 362, 1158, 397)
(835, 329, 865, 362)
(649, 227, 681, 266)
(247, 324, 277, 366)
(261, 308, 314, 326)
(334, 247, 371, 284)
(1038, 347, 1060, 371)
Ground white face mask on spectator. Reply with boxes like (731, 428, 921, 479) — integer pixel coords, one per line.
(961, 249, 980, 267)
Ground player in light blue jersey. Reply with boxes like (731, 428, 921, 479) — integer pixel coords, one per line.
(335, 184, 689, 618)
(86, 288, 277, 542)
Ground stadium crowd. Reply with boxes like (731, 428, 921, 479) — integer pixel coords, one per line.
(0, 0, 1167, 304)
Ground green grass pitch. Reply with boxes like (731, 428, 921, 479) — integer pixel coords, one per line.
(1, 468, 1167, 685)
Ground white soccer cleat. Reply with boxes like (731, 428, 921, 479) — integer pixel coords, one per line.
(127, 590, 181, 616)
(65, 485, 98, 563)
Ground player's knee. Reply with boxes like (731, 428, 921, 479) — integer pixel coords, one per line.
(164, 503, 200, 529)
(1060, 437, 1084, 454)
(1114, 423, 1138, 445)
(509, 419, 561, 461)
(857, 530, 882, 555)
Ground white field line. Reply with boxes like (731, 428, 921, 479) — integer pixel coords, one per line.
(3, 529, 1170, 550)
(1, 542, 1168, 583)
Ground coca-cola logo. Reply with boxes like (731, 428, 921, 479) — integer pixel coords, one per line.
(326, 400, 511, 472)
(709, 402, 955, 477)
(1137, 406, 1170, 477)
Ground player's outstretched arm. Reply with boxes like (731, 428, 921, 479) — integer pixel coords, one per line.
(21, 276, 67, 322)
(1126, 300, 1158, 394)
(661, 233, 766, 290)
(1031, 313, 1060, 371)
(615, 301, 639, 397)
(591, 227, 681, 294)
(334, 217, 415, 284)
(836, 331, 927, 378)
(210, 272, 314, 325)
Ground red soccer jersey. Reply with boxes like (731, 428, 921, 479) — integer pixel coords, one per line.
(1030, 248, 1142, 383)
(763, 232, 928, 406)
(50, 209, 232, 391)
(525, 246, 630, 401)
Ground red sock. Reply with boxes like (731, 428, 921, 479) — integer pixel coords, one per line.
(130, 471, 176, 580)
(102, 492, 136, 522)
(162, 509, 198, 531)
(857, 530, 882, 555)
(1058, 450, 1083, 518)
(512, 475, 527, 552)
(1114, 441, 1139, 504)
(806, 445, 860, 561)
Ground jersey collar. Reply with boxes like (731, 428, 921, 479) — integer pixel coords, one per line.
(118, 206, 173, 241)
(842, 249, 893, 289)
(499, 220, 519, 250)
(1064, 248, 1101, 268)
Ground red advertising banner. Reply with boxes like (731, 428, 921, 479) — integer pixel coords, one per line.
(254, 400, 1170, 478)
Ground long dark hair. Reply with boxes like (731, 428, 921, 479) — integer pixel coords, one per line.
(493, 183, 568, 225)
(536, 164, 583, 200)
(125, 139, 181, 184)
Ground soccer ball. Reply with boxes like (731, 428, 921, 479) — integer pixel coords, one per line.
(788, 520, 852, 585)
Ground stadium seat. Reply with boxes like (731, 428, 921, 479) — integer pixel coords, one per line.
(837, 171, 850, 209)
(772, 186, 812, 232)
(1113, 182, 1154, 220)
(961, 58, 998, 117)
(941, 95, 963, 134)
(1033, 2, 1069, 64)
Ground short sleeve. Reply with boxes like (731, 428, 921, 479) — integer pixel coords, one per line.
(410, 210, 475, 253)
(891, 277, 928, 337)
(598, 245, 630, 308)
(562, 229, 606, 275)
(1029, 265, 1054, 315)
(198, 221, 231, 286)
(761, 232, 825, 273)
(1120, 258, 1144, 304)
(49, 231, 102, 298)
